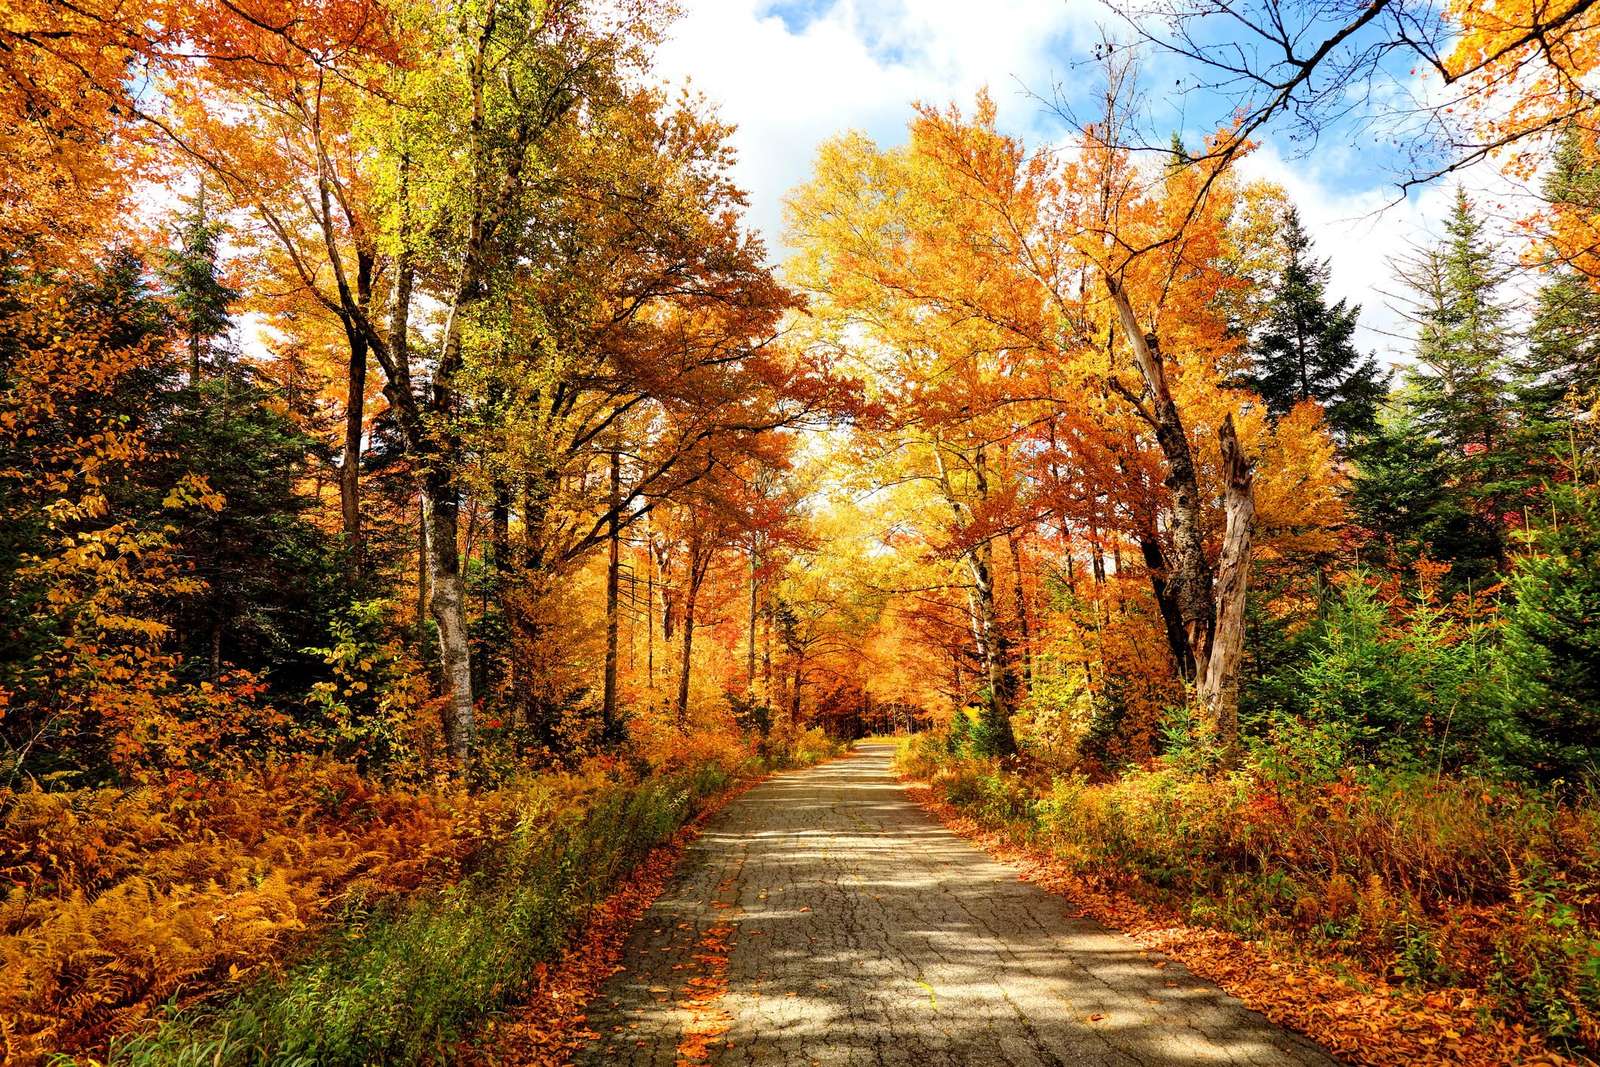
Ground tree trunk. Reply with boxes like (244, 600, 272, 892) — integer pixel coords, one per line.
(1008, 532, 1032, 694)
(1105, 278, 1216, 670)
(602, 448, 621, 739)
(762, 597, 774, 703)
(675, 585, 698, 731)
(746, 543, 759, 693)
(1140, 534, 1195, 679)
(934, 442, 1017, 754)
(425, 483, 474, 761)
(1198, 414, 1255, 762)
(645, 528, 655, 689)
(675, 535, 716, 730)
(968, 552, 1017, 754)
(415, 492, 429, 649)
(790, 659, 803, 724)
(339, 251, 372, 574)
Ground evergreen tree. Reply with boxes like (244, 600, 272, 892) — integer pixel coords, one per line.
(1514, 132, 1600, 482)
(1523, 268, 1600, 423)
(151, 206, 353, 689)
(1393, 189, 1516, 562)
(158, 184, 238, 385)
(1497, 485, 1600, 780)
(1349, 403, 1503, 590)
(1402, 189, 1513, 460)
(1243, 206, 1387, 440)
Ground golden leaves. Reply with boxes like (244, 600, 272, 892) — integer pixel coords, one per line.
(0, 762, 501, 1062)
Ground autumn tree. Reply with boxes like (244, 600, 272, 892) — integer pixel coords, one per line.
(785, 77, 1344, 757)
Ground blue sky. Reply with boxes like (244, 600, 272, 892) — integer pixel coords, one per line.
(652, 0, 1520, 366)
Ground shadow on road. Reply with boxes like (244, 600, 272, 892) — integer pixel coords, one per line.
(576, 743, 1338, 1067)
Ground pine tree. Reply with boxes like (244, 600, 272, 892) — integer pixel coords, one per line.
(1243, 206, 1387, 440)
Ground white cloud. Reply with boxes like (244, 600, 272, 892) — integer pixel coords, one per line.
(655, 1, 1546, 367)
(1237, 143, 1545, 368)
(652, 0, 1098, 255)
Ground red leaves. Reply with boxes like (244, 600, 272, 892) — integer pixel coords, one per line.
(676, 920, 736, 1065)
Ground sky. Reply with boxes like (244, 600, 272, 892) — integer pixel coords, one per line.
(651, 0, 1527, 368)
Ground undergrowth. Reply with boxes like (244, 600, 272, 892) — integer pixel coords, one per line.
(106, 764, 734, 1066)
(896, 732, 1600, 1053)
(5, 726, 840, 1065)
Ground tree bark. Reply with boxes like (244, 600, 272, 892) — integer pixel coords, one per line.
(675, 534, 715, 730)
(1198, 414, 1255, 762)
(1140, 534, 1195, 679)
(934, 442, 1017, 754)
(338, 250, 372, 574)
(746, 541, 759, 693)
(424, 484, 474, 762)
(1105, 278, 1217, 671)
(1008, 532, 1032, 694)
(645, 526, 655, 689)
(675, 579, 699, 731)
(415, 492, 429, 649)
(790, 658, 804, 724)
(602, 448, 622, 739)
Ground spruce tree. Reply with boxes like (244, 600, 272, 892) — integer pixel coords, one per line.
(1393, 189, 1515, 562)
(1349, 402, 1503, 591)
(1243, 206, 1387, 441)
(1403, 189, 1512, 460)
(158, 184, 238, 385)
(1515, 131, 1600, 481)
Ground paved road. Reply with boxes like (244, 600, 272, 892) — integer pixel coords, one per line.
(576, 742, 1338, 1066)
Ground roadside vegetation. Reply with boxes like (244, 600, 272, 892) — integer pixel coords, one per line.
(7, 0, 1600, 1061)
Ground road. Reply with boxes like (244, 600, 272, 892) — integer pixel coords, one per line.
(576, 742, 1338, 1066)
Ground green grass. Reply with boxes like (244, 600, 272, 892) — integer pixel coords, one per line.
(103, 762, 737, 1066)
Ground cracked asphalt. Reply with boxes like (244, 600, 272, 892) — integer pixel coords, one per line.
(575, 742, 1340, 1066)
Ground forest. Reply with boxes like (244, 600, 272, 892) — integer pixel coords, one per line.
(3, 0, 1600, 1062)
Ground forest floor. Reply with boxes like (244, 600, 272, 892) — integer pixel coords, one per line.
(563, 742, 1334, 1066)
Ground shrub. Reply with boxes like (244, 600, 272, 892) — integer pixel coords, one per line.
(0, 763, 479, 1063)
(761, 721, 840, 768)
(1, 726, 762, 1065)
(895, 733, 946, 781)
(1258, 574, 1503, 780)
(109, 765, 737, 1066)
(907, 737, 1600, 1051)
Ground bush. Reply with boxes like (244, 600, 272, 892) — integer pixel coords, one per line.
(905, 737, 1600, 1051)
(933, 758, 1036, 827)
(895, 733, 946, 781)
(1256, 574, 1503, 780)
(3, 726, 761, 1065)
(0, 763, 480, 1063)
(110, 764, 737, 1066)
(761, 721, 840, 769)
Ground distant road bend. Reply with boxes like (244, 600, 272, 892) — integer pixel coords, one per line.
(577, 741, 1338, 1066)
